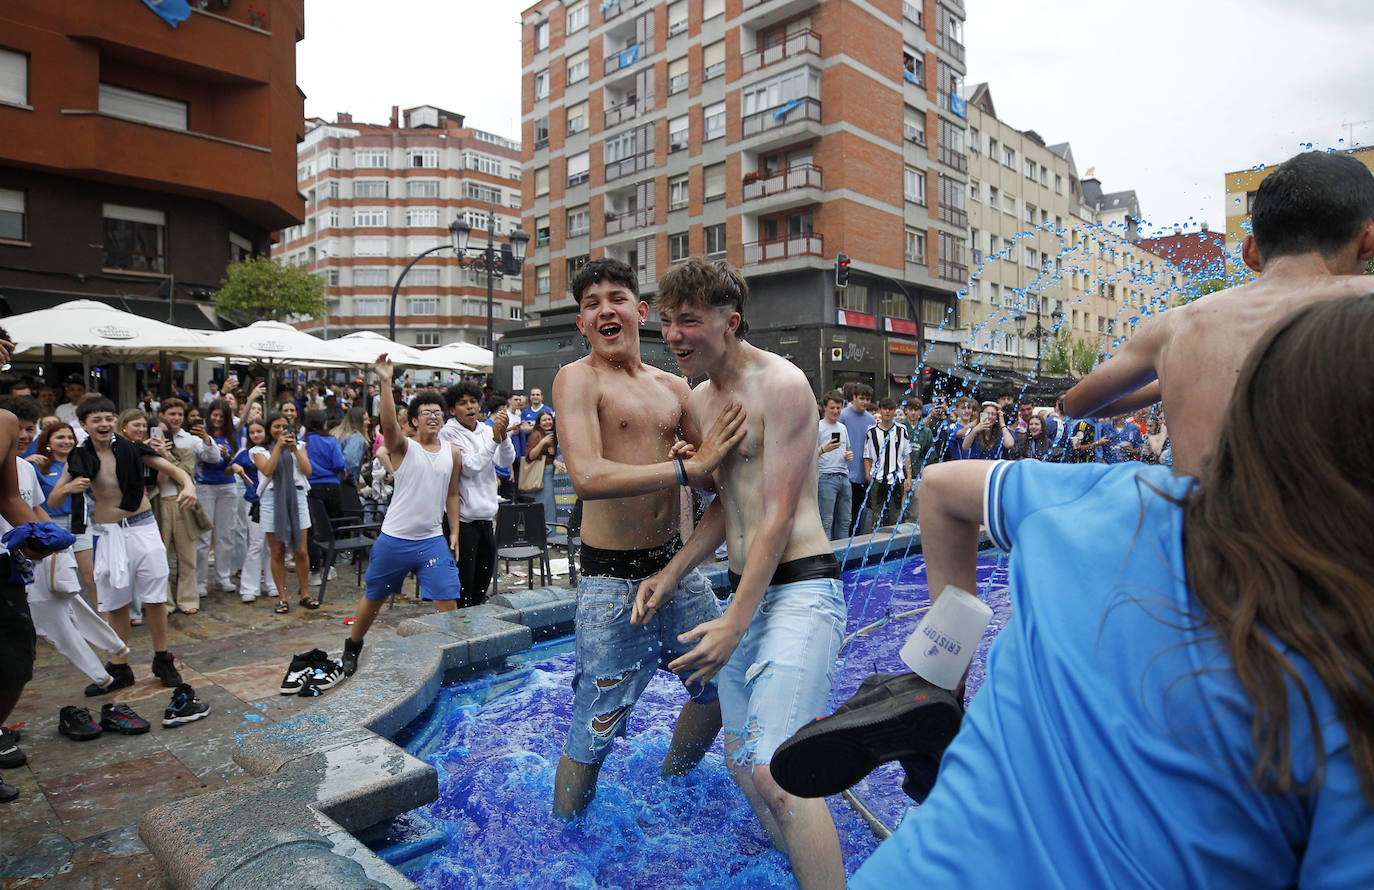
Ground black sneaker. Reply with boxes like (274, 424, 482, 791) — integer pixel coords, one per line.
(770, 672, 964, 799)
(99, 703, 151, 735)
(0, 727, 24, 769)
(0, 781, 17, 803)
(83, 662, 135, 698)
(161, 684, 209, 728)
(58, 706, 103, 741)
(151, 651, 182, 688)
(341, 638, 363, 677)
(279, 649, 327, 695)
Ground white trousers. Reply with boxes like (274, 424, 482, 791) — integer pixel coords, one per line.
(29, 555, 128, 683)
(93, 518, 169, 612)
(238, 515, 278, 599)
(196, 481, 240, 591)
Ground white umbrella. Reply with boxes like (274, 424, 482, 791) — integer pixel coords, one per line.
(6, 299, 218, 361)
(420, 341, 493, 372)
(326, 331, 476, 372)
(198, 320, 347, 366)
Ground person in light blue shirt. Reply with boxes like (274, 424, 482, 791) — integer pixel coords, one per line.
(852, 295, 1374, 890)
(1100, 414, 1144, 463)
(838, 383, 876, 533)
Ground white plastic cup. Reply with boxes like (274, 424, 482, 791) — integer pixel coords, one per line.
(899, 584, 994, 690)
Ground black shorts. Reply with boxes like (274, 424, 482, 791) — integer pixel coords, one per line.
(0, 556, 36, 689)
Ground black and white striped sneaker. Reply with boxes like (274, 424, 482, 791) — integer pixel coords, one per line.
(309, 655, 345, 692)
(279, 649, 327, 695)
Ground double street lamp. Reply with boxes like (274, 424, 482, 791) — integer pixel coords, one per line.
(1014, 298, 1065, 374)
(388, 207, 530, 354)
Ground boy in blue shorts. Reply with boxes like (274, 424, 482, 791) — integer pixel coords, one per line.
(341, 355, 463, 677)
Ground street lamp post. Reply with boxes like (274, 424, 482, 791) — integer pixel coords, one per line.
(388, 210, 530, 353)
(1014, 299, 1065, 376)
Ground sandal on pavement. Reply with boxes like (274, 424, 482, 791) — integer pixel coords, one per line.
(178, 607, 199, 616)
(298, 596, 320, 610)
(274, 600, 290, 614)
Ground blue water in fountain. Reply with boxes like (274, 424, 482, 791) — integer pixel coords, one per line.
(388, 551, 1011, 889)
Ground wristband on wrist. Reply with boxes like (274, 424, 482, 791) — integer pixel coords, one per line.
(674, 458, 688, 486)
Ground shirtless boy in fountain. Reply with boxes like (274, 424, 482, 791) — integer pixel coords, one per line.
(634, 258, 848, 889)
(551, 258, 746, 819)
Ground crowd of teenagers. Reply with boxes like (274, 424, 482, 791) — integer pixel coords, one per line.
(0, 150, 1369, 890)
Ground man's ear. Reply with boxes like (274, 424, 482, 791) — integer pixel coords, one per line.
(1355, 219, 1374, 263)
(1241, 234, 1264, 274)
(637, 300, 650, 323)
(726, 311, 741, 336)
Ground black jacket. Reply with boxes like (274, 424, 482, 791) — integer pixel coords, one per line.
(66, 435, 156, 533)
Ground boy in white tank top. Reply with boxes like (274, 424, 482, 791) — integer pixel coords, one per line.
(341, 356, 463, 677)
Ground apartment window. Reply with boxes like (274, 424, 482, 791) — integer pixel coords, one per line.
(408, 297, 439, 315)
(533, 116, 549, 148)
(320, 267, 340, 287)
(534, 20, 549, 50)
(669, 174, 689, 210)
(904, 166, 925, 204)
(354, 238, 387, 256)
(668, 57, 689, 94)
(704, 162, 726, 202)
(704, 102, 726, 141)
(904, 227, 926, 263)
(882, 289, 912, 320)
(669, 232, 689, 263)
(230, 231, 254, 263)
(988, 136, 998, 155)
(969, 127, 979, 153)
(406, 209, 439, 227)
(0, 49, 28, 106)
(1098, 317, 1106, 333)
(1002, 146, 1015, 168)
(567, 49, 589, 85)
(669, 115, 689, 152)
(464, 152, 503, 175)
(509, 306, 523, 320)
(903, 52, 924, 87)
(567, 254, 590, 284)
(1002, 192, 1015, 214)
(323, 180, 340, 199)
(318, 152, 339, 170)
(407, 269, 439, 287)
(989, 186, 999, 207)
(465, 183, 503, 204)
(1025, 202, 1036, 225)
(990, 283, 1000, 306)
(354, 150, 388, 168)
(1055, 215, 1063, 230)
(567, 1, 588, 33)
(415, 330, 441, 347)
(353, 269, 389, 287)
(408, 149, 439, 169)
(741, 65, 820, 115)
(354, 208, 387, 227)
(605, 130, 637, 163)
(536, 264, 550, 295)
(969, 179, 980, 202)
(355, 180, 388, 198)
(1024, 246, 1037, 268)
(921, 298, 948, 328)
(704, 223, 726, 257)
(703, 40, 726, 81)
(407, 180, 440, 198)
(0, 188, 25, 241)
(567, 204, 590, 236)
(355, 297, 387, 315)
(534, 69, 549, 100)
(1039, 164, 1049, 186)
(703, 0, 725, 21)
(566, 151, 590, 186)
(102, 204, 165, 272)
(969, 227, 979, 262)
(1024, 158, 1036, 180)
(98, 83, 187, 130)
(535, 166, 550, 196)
(668, 0, 687, 35)
(1055, 174, 1064, 194)
(566, 100, 588, 134)
(1108, 284, 1117, 300)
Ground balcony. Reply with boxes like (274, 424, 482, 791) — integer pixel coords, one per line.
(742, 30, 821, 74)
(604, 207, 655, 237)
(743, 163, 822, 201)
(938, 258, 968, 283)
(604, 43, 643, 76)
(743, 232, 824, 265)
(742, 97, 822, 141)
(601, 0, 649, 22)
(603, 99, 641, 128)
(604, 151, 653, 183)
(938, 144, 968, 173)
(902, 1, 923, 25)
(939, 206, 969, 230)
(938, 33, 966, 64)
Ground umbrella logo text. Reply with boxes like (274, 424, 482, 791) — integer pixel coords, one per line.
(254, 340, 288, 353)
(93, 325, 136, 340)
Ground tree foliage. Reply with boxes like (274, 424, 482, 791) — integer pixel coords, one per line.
(214, 256, 328, 323)
(1045, 331, 1100, 377)
(1177, 276, 1228, 306)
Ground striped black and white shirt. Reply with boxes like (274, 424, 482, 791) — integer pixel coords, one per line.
(863, 423, 911, 484)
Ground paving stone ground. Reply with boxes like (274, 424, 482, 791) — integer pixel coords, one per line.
(0, 556, 572, 889)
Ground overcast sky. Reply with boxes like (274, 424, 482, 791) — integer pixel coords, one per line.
(299, 0, 1372, 236)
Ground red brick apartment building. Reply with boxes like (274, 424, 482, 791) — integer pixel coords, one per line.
(0, 0, 305, 330)
(519, 0, 969, 396)
(277, 107, 526, 349)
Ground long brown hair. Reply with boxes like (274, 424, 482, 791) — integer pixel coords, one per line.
(1183, 294, 1374, 804)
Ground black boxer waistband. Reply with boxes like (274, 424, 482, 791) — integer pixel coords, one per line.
(727, 552, 841, 592)
(579, 538, 682, 580)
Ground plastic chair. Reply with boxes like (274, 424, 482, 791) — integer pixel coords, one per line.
(547, 499, 582, 585)
(492, 502, 550, 596)
(308, 495, 382, 605)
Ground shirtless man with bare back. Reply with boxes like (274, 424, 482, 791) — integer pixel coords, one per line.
(634, 258, 847, 889)
(551, 258, 746, 819)
(1066, 151, 1374, 475)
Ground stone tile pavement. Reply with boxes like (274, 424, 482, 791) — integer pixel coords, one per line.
(0, 557, 572, 889)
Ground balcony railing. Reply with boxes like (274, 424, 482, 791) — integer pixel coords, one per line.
(604, 99, 640, 128)
(938, 258, 968, 282)
(939, 206, 969, 230)
(605, 43, 643, 75)
(938, 33, 966, 64)
(742, 97, 822, 139)
(902, 1, 923, 25)
(741, 30, 821, 74)
(743, 163, 823, 201)
(938, 144, 968, 172)
(604, 207, 655, 236)
(601, 0, 649, 22)
(605, 151, 653, 183)
(743, 233, 824, 265)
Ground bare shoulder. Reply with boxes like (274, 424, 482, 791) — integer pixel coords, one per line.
(643, 363, 692, 400)
(753, 348, 812, 400)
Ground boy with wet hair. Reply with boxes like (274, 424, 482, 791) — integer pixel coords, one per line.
(639, 257, 848, 887)
(550, 256, 746, 818)
(1066, 150, 1374, 476)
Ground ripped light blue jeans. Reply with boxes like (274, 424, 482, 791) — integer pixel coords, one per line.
(717, 577, 845, 768)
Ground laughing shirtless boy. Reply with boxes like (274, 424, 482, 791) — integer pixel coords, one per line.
(634, 258, 847, 889)
(551, 258, 746, 819)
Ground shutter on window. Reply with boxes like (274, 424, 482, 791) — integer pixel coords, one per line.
(637, 235, 657, 287)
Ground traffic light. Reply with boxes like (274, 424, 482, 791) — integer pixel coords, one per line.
(835, 252, 851, 289)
